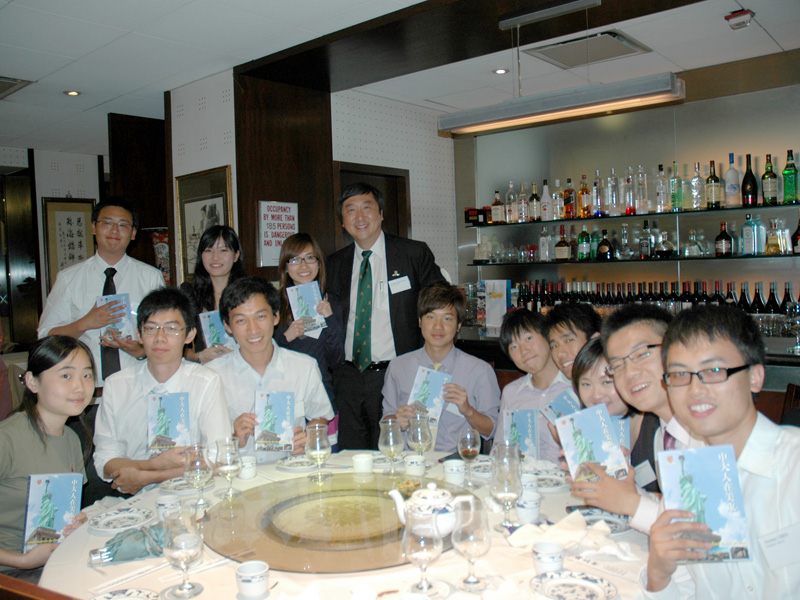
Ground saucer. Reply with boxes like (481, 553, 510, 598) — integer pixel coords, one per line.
(237, 591, 269, 600)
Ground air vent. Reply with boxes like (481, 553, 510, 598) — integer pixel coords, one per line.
(524, 31, 651, 70)
(0, 76, 32, 100)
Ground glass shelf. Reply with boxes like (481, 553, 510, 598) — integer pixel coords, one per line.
(469, 253, 800, 267)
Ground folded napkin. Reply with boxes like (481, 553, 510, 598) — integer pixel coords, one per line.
(90, 524, 165, 564)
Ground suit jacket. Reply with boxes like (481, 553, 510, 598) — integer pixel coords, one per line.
(326, 232, 443, 358)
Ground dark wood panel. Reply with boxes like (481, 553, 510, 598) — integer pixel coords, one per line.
(164, 91, 176, 285)
(233, 75, 335, 279)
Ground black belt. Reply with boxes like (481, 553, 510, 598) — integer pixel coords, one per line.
(345, 360, 390, 372)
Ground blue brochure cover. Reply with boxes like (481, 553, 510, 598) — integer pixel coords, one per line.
(407, 366, 452, 421)
(199, 310, 238, 350)
(658, 445, 750, 563)
(611, 415, 631, 449)
(147, 392, 191, 457)
(556, 404, 628, 483)
(502, 409, 538, 459)
(23, 474, 83, 552)
(254, 391, 295, 452)
(540, 390, 581, 424)
(287, 281, 327, 333)
(96, 293, 135, 341)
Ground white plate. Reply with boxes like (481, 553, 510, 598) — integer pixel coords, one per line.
(577, 507, 631, 535)
(159, 476, 214, 495)
(90, 589, 160, 600)
(467, 456, 493, 480)
(529, 468, 570, 494)
(276, 456, 319, 472)
(530, 570, 617, 599)
(371, 451, 412, 471)
(88, 507, 155, 535)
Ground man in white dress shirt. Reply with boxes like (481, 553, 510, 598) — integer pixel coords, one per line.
(208, 277, 333, 463)
(93, 288, 231, 495)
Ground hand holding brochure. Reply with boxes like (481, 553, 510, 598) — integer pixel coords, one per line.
(97, 293, 135, 341)
(23, 474, 83, 552)
(254, 391, 295, 452)
(658, 445, 749, 563)
(556, 404, 628, 483)
(287, 281, 327, 333)
(540, 391, 581, 424)
(407, 366, 452, 421)
(147, 393, 191, 457)
(199, 310, 238, 350)
(502, 409, 538, 459)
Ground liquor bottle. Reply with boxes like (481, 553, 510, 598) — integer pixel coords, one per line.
(607, 168, 620, 217)
(489, 189, 503, 224)
(764, 218, 783, 255)
(706, 161, 723, 209)
(569, 226, 578, 260)
(711, 281, 726, 306)
(530, 181, 542, 221)
(715, 222, 733, 257)
(784, 150, 798, 204)
(541, 180, 554, 222)
(616, 223, 634, 260)
(753, 214, 767, 253)
(792, 213, 800, 254)
(590, 227, 601, 258)
(517, 281, 528, 308)
(593, 170, 605, 217)
(684, 229, 703, 257)
(655, 164, 669, 213)
(640, 219, 652, 259)
(765, 281, 781, 314)
(750, 282, 766, 314)
(725, 282, 738, 306)
(741, 213, 757, 256)
(552, 179, 565, 220)
(741, 154, 758, 206)
(563, 178, 575, 219)
(669, 161, 683, 212)
(690, 162, 705, 210)
(624, 169, 636, 215)
(725, 153, 740, 208)
(780, 281, 796, 314)
(596, 230, 614, 260)
(761, 154, 778, 205)
(504, 181, 518, 223)
(679, 282, 693, 311)
(538, 226, 551, 262)
(578, 174, 591, 218)
(635, 164, 650, 214)
(655, 231, 675, 259)
(738, 282, 752, 312)
(517, 182, 529, 222)
(577, 224, 591, 261)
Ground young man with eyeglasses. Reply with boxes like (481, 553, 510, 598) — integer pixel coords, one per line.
(643, 305, 800, 599)
(93, 288, 231, 495)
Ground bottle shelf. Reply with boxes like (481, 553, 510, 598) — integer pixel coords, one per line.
(469, 253, 799, 267)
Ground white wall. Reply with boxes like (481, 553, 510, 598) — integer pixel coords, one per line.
(0, 146, 28, 169)
(331, 90, 457, 280)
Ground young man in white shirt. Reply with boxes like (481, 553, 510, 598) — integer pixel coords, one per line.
(93, 288, 231, 495)
(642, 305, 800, 599)
(208, 277, 333, 463)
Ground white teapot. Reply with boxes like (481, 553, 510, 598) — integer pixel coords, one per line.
(388, 482, 471, 536)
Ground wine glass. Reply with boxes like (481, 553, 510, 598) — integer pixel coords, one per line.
(378, 417, 403, 475)
(407, 414, 432, 457)
(214, 437, 242, 498)
(490, 441, 521, 532)
(305, 423, 332, 483)
(184, 444, 212, 514)
(402, 507, 444, 597)
(787, 303, 800, 354)
(162, 508, 204, 599)
(457, 427, 481, 487)
(451, 498, 491, 592)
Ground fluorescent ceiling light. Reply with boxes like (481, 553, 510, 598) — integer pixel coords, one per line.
(438, 72, 685, 134)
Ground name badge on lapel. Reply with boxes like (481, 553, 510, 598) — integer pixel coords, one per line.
(389, 276, 411, 294)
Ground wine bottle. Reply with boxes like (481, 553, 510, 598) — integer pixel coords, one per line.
(555, 225, 570, 262)
(725, 153, 740, 208)
(761, 154, 778, 205)
(578, 224, 591, 261)
(596, 230, 614, 260)
(715, 221, 733, 257)
(750, 282, 766, 314)
(706, 161, 722, 209)
(784, 150, 798, 205)
(741, 154, 758, 206)
(530, 181, 542, 222)
(765, 281, 781, 314)
(791, 212, 800, 255)
(569, 225, 578, 260)
(711, 281, 726, 306)
(669, 161, 682, 212)
(563, 178, 575, 219)
(679, 282, 693, 311)
(725, 282, 738, 306)
(738, 282, 752, 312)
(691, 281, 702, 308)
(699, 281, 711, 305)
(780, 281, 796, 314)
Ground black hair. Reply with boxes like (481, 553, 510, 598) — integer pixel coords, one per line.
(137, 287, 196, 332)
(417, 281, 466, 324)
(91, 196, 139, 231)
(278, 233, 327, 326)
(20, 336, 95, 445)
(337, 182, 385, 222)
(499, 308, 548, 358)
(219, 276, 280, 324)
(601, 304, 673, 352)
(189, 226, 246, 312)
(662, 305, 765, 367)
(545, 303, 601, 339)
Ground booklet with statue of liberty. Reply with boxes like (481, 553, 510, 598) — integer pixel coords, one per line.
(540, 391, 581, 424)
(502, 409, 538, 460)
(287, 281, 327, 334)
(254, 391, 295, 452)
(23, 474, 83, 552)
(199, 310, 238, 350)
(407, 366, 452, 421)
(611, 415, 631, 450)
(555, 403, 628, 483)
(147, 392, 191, 457)
(657, 445, 750, 563)
(97, 292, 135, 341)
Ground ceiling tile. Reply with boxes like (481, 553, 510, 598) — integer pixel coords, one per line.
(213, 0, 371, 28)
(0, 44, 74, 80)
(305, 0, 409, 36)
(237, 28, 320, 62)
(565, 52, 685, 84)
(430, 86, 513, 111)
(89, 94, 164, 120)
(652, 27, 782, 70)
(518, 70, 591, 96)
(0, 100, 79, 137)
(10, 0, 193, 30)
(357, 69, 482, 101)
(3, 80, 118, 110)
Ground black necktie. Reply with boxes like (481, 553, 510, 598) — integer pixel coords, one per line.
(101, 267, 121, 381)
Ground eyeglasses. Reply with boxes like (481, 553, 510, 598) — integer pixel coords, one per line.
(140, 325, 188, 337)
(97, 219, 132, 231)
(663, 365, 750, 387)
(606, 344, 661, 376)
(287, 256, 318, 266)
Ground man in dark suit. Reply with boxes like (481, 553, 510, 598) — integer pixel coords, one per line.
(327, 182, 443, 449)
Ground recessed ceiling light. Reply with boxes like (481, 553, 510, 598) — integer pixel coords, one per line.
(63, 90, 80, 96)
(493, 68, 509, 75)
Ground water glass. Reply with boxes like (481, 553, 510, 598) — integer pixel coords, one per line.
(407, 413, 432, 456)
(378, 417, 403, 475)
(183, 444, 212, 513)
(402, 507, 444, 597)
(162, 508, 204, 599)
(451, 498, 491, 592)
(305, 423, 332, 483)
(215, 437, 242, 498)
(490, 441, 521, 532)
(457, 427, 481, 487)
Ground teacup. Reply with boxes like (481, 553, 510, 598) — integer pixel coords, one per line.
(236, 560, 269, 598)
(520, 472, 539, 499)
(533, 541, 564, 574)
(443, 459, 466, 485)
(156, 494, 180, 520)
(403, 455, 426, 477)
(239, 456, 257, 480)
(516, 492, 541, 524)
(352, 453, 374, 473)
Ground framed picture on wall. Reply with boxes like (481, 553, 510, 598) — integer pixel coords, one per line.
(176, 165, 233, 282)
(42, 197, 96, 293)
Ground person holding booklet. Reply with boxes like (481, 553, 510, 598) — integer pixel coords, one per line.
(382, 281, 499, 452)
(208, 277, 334, 462)
(643, 305, 800, 599)
(0, 336, 93, 582)
(544, 303, 601, 380)
(93, 288, 231, 495)
(496, 309, 577, 464)
(180, 225, 246, 364)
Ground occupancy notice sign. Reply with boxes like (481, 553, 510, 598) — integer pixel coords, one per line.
(259, 201, 298, 267)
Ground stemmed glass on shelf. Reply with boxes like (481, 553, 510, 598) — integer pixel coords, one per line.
(305, 423, 332, 483)
(402, 506, 445, 597)
(407, 413, 432, 456)
(490, 440, 522, 532)
(161, 507, 204, 599)
(183, 444, 212, 514)
(214, 437, 242, 498)
(457, 427, 481, 487)
(378, 417, 404, 475)
(451, 498, 492, 592)
(787, 303, 800, 354)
